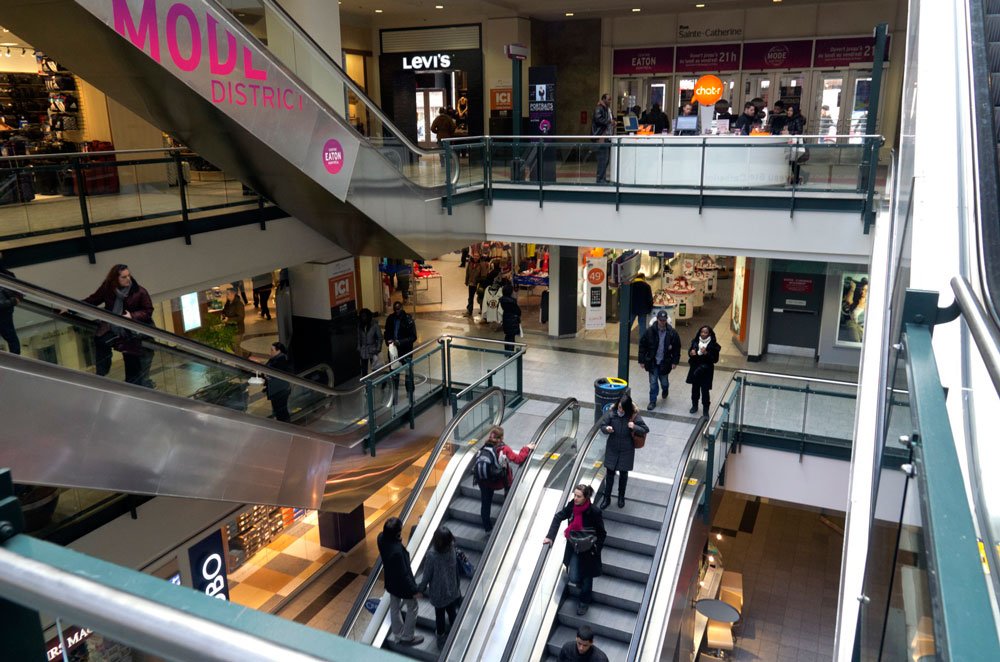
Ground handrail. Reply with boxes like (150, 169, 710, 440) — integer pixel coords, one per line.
(951, 276, 1000, 394)
(248, 0, 438, 159)
(628, 414, 709, 660)
(439, 397, 580, 659)
(338, 387, 506, 637)
(485, 133, 886, 141)
(0, 147, 183, 161)
(500, 421, 604, 660)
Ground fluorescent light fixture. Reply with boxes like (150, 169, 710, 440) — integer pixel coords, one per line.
(375, 8, 383, 13)
(435, 4, 444, 8)
(696, 3, 706, 7)
(565, 12, 574, 16)
(631, 7, 641, 12)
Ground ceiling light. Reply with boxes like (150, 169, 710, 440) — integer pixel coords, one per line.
(565, 12, 574, 16)
(696, 3, 706, 7)
(435, 4, 444, 8)
(773, 0, 782, 2)
(632, 7, 641, 12)
(375, 8, 383, 13)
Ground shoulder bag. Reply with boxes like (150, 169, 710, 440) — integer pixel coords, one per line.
(568, 528, 597, 554)
(631, 414, 647, 449)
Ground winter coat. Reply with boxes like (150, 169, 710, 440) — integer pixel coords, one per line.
(264, 351, 292, 398)
(500, 295, 521, 335)
(465, 260, 488, 287)
(558, 641, 610, 662)
(733, 113, 755, 136)
(357, 322, 383, 361)
(638, 323, 681, 373)
(546, 500, 606, 579)
(592, 103, 613, 136)
(478, 442, 532, 490)
(83, 277, 154, 355)
(784, 114, 806, 135)
(384, 311, 417, 355)
(647, 109, 668, 135)
(221, 297, 245, 334)
(377, 532, 419, 599)
(430, 113, 456, 140)
(631, 279, 653, 316)
(0, 267, 20, 311)
(685, 337, 721, 390)
(418, 546, 462, 608)
(598, 409, 649, 472)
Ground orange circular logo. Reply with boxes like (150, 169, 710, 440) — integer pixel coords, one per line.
(587, 268, 605, 285)
(692, 75, 724, 106)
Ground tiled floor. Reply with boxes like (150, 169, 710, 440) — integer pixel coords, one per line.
(711, 492, 843, 662)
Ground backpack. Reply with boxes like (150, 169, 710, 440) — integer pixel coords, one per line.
(473, 444, 508, 484)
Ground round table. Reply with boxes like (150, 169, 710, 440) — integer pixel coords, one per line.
(695, 598, 741, 623)
(665, 287, 695, 323)
(686, 275, 707, 308)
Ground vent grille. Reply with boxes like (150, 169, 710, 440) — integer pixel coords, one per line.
(381, 25, 480, 53)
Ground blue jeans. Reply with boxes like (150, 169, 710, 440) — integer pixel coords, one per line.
(648, 364, 671, 403)
(568, 551, 593, 605)
(629, 312, 648, 334)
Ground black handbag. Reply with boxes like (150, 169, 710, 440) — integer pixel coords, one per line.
(568, 528, 597, 554)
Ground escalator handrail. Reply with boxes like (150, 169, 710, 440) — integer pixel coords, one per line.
(627, 414, 709, 660)
(439, 397, 581, 659)
(0, 147, 183, 162)
(338, 386, 506, 638)
(0, 273, 440, 399)
(224, 0, 439, 160)
(500, 420, 604, 661)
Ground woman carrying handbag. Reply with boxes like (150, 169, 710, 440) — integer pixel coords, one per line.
(596, 394, 649, 509)
(543, 484, 607, 616)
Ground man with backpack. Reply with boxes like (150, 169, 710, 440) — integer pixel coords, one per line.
(474, 425, 535, 533)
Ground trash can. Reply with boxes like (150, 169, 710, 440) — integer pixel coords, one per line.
(594, 377, 628, 423)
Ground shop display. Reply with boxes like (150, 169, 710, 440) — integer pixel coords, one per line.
(226, 504, 300, 572)
(837, 272, 868, 347)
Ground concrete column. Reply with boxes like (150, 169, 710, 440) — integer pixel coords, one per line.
(548, 246, 579, 337)
(356, 256, 383, 314)
(745, 257, 770, 360)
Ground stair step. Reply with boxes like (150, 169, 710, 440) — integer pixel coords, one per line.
(989, 44, 1000, 74)
(988, 0, 1000, 15)
(604, 519, 659, 555)
(988, 14, 1000, 42)
(383, 624, 440, 661)
(601, 547, 653, 583)
(458, 474, 505, 502)
(567, 575, 647, 612)
(446, 519, 490, 553)
(619, 477, 674, 506)
(555, 598, 637, 643)
(447, 495, 499, 527)
(546, 624, 631, 660)
(600, 499, 666, 530)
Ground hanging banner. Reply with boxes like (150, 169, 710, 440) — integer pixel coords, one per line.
(675, 43, 741, 72)
(585, 258, 607, 331)
(813, 36, 891, 68)
(612, 47, 675, 75)
(741, 40, 814, 70)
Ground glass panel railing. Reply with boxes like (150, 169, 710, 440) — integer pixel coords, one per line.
(339, 387, 505, 643)
(444, 399, 581, 659)
(449, 337, 526, 414)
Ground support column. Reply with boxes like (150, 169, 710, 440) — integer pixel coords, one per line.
(548, 246, 579, 337)
(317, 504, 365, 552)
(745, 258, 770, 360)
(617, 283, 631, 381)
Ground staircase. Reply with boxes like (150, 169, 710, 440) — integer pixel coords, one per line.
(543, 476, 672, 661)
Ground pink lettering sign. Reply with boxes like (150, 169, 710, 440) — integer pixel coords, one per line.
(813, 36, 891, 68)
(741, 40, 813, 70)
(612, 47, 674, 76)
(675, 43, 741, 73)
(323, 139, 345, 175)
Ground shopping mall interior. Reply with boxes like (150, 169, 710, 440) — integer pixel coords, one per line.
(0, 0, 996, 661)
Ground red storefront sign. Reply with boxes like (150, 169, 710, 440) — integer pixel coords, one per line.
(742, 40, 813, 70)
(675, 43, 741, 72)
(813, 36, 891, 68)
(612, 47, 675, 75)
(781, 277, 814, 294)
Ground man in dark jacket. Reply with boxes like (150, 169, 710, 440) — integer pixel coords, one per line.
(0, 252, 22, 354)
(629, 273, 653, 335)
(377, 518, 424, 646)
(558, 626, 610, 662)
(384, 301, 418, 396)
(264, 341, 292, 422)
(83, 264, 155, 387)
(592, 93, 614, 183)
(637, 310, 681, 410)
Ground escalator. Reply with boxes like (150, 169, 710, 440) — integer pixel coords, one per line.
(0, 272, 451, 511)
(0, 0, 484, 258)
(340, 394, 581, 661)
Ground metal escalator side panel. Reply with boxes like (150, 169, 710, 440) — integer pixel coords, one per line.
(0, 352, 336, 509)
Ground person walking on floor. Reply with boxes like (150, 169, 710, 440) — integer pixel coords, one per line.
(558, 625, 610, 662)
(377, 517, 424, 647)
(83, 264, 156, 387)
(357, 308, 384, 375)
(0, 252, 22, 354)
(499, 284, 521, 353)
(264, 341, 292, 422)
(638, 309, 681, 410)
(597, 394, 649, 509)
(475, 425, 535, 533)
(220, 287, 246, 357)
(417, 526, 464, 649)
(464, 254, 487, 316)
(251, 272, 273, 320)
(384, 301, 417, 396)
(592, 93, 614, 183)
(687, 325, 721, 416)
(230, 279, 249, 305)
(629, 273, 653, 334)
(543, 484, 607, 616)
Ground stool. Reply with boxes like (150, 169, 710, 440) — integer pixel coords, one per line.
(706, 619, 735, 655)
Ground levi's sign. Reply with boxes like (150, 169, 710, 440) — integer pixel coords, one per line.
(402, 53, 452, 70)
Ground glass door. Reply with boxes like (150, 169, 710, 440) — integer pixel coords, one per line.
(846, 69, 876, 143)
(614, 77, 640, 116)
(778, 72, 807, 111)
(415, 89, 446, 148)
(646, 78, 669, 115)
(811, 71, 845, 141)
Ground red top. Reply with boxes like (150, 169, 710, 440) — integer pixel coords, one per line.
(565, 501, 590, 538)
(478, 443, 532, 489)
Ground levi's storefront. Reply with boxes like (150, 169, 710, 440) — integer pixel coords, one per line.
(612, 35, 887, 137)
(378, 25, 484, 148)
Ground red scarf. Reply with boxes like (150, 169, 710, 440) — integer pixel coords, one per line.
(564, 501, 590, 538)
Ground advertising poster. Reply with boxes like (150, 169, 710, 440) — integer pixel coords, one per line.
(731, 257, 747, 340)
(585, 257, 607, 331)
(187, 528, 230, 601)
(813, 36, 891, 67)
(675, 43, 741, 72)
(837, 272, 869, 347)
(741, 40, 813, 70)
(327, 257, 357, 312)
(612, 47, 675, 75)
(528, 66, 557, 136)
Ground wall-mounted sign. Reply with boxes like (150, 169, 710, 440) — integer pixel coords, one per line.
(585, 257, 607, 331)
(402, 53, 452, 70)
(742, 40, 813, 70)
(188, 529, 230, 601)
(612, 47, 675, 76)
(676, 17, 744, 42)
(675, 43, 741, 72)
(781, 276, 814, 294)
(45, 627, 93, 661)
(692, 74, 724, 106)
(813, 36, 890, 68)
(491, 87, 512, 111)
(180, 292, 201, 332)
(528, 66, 557, 136)
(328, 258, 356, 310)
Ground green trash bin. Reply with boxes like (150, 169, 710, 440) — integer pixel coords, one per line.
(594, 377, 629, 423)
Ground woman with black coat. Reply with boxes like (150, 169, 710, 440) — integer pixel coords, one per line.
(686, 325, 721, 415)
(596, 394, 649, 509)
(543, 484, 607, 616)
(499, 284, 521, 352)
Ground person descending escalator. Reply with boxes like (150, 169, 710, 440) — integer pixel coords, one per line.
(83, 263, 155, 388)
(558, 625, 610, 662)
(417, 526, 464, 650)
(596, 394, 649, 509)
(543, 484, 607, 616)
(377, 517, 424, 647)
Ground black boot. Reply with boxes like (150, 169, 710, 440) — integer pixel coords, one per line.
(689, 401, 699, 414)
(598, 474, 614, 510)
(703, 401, 710, 416)
(617, 473, 628, 508)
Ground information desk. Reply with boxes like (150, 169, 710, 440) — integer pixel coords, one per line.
(610, 135, 791, 188)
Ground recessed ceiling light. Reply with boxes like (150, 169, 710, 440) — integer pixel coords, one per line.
(435, 4, 444, 8)
(773, 0, 782, 3)
(565, 12, 574, 16)
(632, 8, 641, 12)
(375, 9, 383, 13)
(696, 3, 706, 6)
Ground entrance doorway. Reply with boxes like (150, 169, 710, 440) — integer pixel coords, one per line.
(613, 77, 673, 119)
(810, 67, 886, 141)
(415, 88, 446, 148)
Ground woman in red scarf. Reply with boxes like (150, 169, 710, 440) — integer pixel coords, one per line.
(543, 484, 607, 616)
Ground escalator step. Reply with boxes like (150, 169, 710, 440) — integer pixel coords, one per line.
(567, 575, 647, 612)
(555, 599, 637, 643)
(600, 499, 666, 530)
(604, 519, 660, 555)
(447, 496, 500, 526)
(446, 519, 490, 552)
(546, 624, 630, 660)
(988, 15, 1000, 41)
(601, 547, 654, 583)
(994, 107, 1000, 137)
(988, 0, 1000, 16)
(621, 477, 674, 506)
(458, 474, 505, 502)
(989, 44, 1000, 73)
(383, 626, 439, 661)
(992, 76, 1000, 105)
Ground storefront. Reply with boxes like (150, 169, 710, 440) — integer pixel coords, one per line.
(378, 25, 484, 147)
